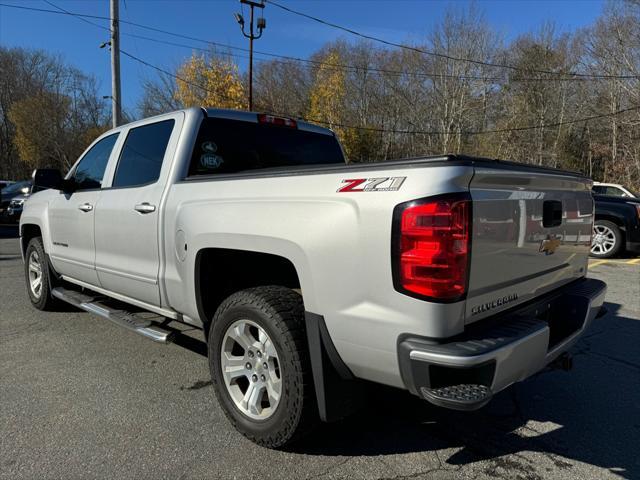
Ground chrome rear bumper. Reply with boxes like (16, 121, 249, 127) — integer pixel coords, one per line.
(398, 278, 606, 410)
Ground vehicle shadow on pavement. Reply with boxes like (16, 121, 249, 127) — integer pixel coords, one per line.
(287, 301, 639, 478)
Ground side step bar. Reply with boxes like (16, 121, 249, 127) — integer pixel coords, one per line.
(51, 287, 174, 343)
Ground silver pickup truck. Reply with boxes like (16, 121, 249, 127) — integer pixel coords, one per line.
(21, 107, 606, 448)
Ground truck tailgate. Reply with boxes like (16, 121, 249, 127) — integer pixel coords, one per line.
(465, 166, 594, 323)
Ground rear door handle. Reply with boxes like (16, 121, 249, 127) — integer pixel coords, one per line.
(78, 203, 93, 212)
(134, 202, 156, 214)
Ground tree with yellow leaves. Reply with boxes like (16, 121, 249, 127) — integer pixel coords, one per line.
(308, 50, 347, 143)
(307, 49, 382, 162)
(9, 92, 72, 169)
(174, 53, 246, 110)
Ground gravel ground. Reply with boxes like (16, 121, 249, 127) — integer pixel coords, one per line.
(1, 227, 639, 479)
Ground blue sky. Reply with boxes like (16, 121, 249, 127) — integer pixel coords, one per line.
(0, 0, 607, 113)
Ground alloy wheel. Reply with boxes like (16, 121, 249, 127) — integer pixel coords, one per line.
(591, 224, 616, 256)
(220, 319, 282, 420)
(28, 249, 43, 299)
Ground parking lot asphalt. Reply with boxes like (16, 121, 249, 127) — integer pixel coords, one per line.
(1, 225, 639, 480)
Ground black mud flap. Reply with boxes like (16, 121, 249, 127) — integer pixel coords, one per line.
(305, 312, 365, 422)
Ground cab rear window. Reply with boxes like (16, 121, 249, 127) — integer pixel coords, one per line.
(187, 117, 345, 177)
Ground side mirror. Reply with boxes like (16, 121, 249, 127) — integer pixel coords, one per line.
(32, 168, 64, 192)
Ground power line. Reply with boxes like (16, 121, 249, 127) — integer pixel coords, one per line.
(44, 0, 244, 58)
(299, 106, 640, 136)
(35, 2, 537, 83)
(0, 1, 630, 83)
(119, 48, 640, 136)
(42, 0, 106, 30)
(1, 3, 242, 48)
(266, 0, 640, 80)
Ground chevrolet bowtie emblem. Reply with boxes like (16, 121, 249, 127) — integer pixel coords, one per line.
(539, 237, 561, 255)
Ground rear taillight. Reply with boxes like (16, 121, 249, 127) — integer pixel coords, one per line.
(392, 193, 471, 302)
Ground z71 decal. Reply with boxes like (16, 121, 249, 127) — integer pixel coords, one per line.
(337, 177, 406, 193)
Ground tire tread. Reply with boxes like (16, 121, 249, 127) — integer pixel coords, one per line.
(209, 286, 317, 448)
(25, 236, 59, 311)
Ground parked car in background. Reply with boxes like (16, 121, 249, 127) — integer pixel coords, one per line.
(0, 180, 31, 224)
(592, 182, 638, 198)
(591, 194, 640, 258)
(0, 180, 15, 191)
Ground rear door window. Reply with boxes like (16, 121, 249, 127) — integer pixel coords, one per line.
(112, 120, 175, 188)
(188, 118, 344, 177)
(604, 186, 625, 197)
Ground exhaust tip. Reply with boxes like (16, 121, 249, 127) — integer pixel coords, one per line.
(551, 353, 573, 371)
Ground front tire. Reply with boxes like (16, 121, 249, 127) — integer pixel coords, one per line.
(590, 220, 622, 258)
(208, 286, 317, 448)
(24, 237, 58, 310)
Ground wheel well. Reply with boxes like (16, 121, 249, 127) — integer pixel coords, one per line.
(195, 248, 301, 335)
(20, 224, 42, 256)
(594, 214, 624, 229)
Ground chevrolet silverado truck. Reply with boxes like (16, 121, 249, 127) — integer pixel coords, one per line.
(21, 107, 606, 448)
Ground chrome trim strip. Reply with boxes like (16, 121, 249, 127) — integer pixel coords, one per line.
(95, 265, 158, 285)
(49, 254, 93, 270)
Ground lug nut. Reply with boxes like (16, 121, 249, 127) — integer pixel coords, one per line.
(257, 351, 262, 358)
(260, 374, 266, 382)
(263, 362, 268, 369)
(248, 351, 254, 358)
(245, 362, 252, 370)
(252, 374, 258, 382)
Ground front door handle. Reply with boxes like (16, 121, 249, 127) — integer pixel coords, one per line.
(134, 202, 156, 214)
(78, 203, 93, 212)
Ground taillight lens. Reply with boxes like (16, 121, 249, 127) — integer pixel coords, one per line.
(392, 193, 471, 302)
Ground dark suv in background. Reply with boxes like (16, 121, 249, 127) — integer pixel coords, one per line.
(0, 180, 31, 224)
(591, 185, 640, 258)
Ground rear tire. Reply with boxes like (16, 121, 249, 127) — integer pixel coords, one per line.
(590, 220, 622, 258)
(24, 237, 58, 310)
(208, 286, 317, 448)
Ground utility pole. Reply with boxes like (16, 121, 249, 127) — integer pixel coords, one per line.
(234, 0, 266, 111)
(110, 0, 122, 127)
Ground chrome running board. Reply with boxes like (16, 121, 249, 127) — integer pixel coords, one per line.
(51, 286, 174, 343)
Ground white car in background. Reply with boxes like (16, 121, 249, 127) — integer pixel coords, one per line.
(592, 182, 638, 198)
